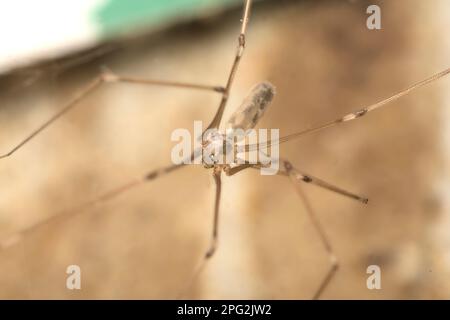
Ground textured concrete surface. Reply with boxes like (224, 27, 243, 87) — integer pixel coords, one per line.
(0, 0, 449, 299)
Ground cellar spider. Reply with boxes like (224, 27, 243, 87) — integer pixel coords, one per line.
(0, 0, 449, 299)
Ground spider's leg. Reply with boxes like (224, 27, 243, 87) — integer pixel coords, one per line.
(0, 148, 203, 251)
(231, 158, 368, 203)
(286, 174, 338, 300)
(227, 159, 367, 299)
(0, 69, 224, 160)
(243, 67, 450, 152)
(178, 168, 222, 298)
(205, 0, 253, 130)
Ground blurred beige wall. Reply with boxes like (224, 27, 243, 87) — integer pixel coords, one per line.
(0, 0, 449, 299)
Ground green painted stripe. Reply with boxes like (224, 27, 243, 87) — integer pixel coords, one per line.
(95, 0, 242, 37)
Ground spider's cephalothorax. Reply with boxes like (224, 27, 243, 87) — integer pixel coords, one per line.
(201, 130, 232, 169)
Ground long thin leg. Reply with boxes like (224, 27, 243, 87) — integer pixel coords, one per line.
(242, 67, 450, 152)
(228, 159, 368, 204)
(0, 76, 101, 160)
(207, 168, 222, 258)
(3, 0, 254, 159)
(0, 69, 224, 160)
(225, 160, 341, 299)
(0, 161, 191, 251)
(178, 168, 222, 298)
(224, 163, 253, 176)
(279, 160, 368, 204)
(290, 181, 338, 300)
(101, 68, 225, 93)
(205, 0, 252, 131)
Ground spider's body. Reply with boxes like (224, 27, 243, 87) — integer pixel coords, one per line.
(201, 81, 276, 170)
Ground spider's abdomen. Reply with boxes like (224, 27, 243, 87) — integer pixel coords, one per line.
(226, 81, 276, 131)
